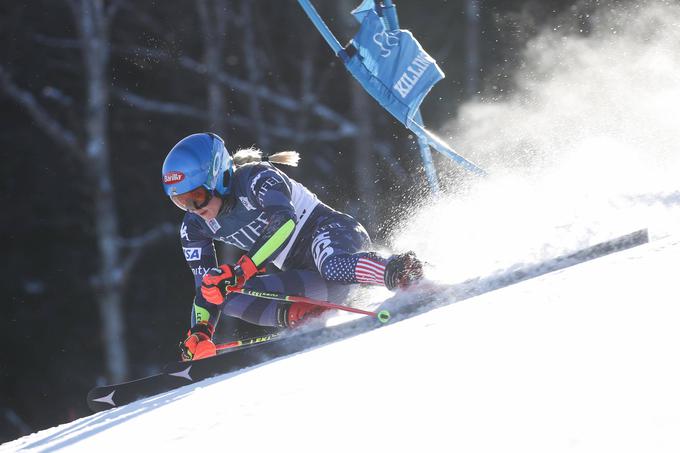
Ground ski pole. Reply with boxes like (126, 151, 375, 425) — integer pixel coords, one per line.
(215, 332, 282, 352)
(228, 286, 391, 323)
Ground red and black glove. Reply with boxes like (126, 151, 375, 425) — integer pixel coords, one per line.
(179, 322, 216, 361)
(201, 264, 242, 304)
(235, 255, 260, 280)
(201, 257, 264, 305)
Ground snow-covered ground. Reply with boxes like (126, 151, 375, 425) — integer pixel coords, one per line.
(3, 232, 680, 452)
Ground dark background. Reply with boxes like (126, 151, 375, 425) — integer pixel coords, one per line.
(0, 0, 582, 441)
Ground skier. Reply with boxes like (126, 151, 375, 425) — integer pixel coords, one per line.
(162, 133, 423, 361)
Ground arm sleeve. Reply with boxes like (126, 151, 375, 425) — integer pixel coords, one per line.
(180, 216, 222, 329)
(244, 167, 297, 267)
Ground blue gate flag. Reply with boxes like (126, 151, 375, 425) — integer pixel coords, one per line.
(350, 0, 375, 23)
(297, 0, 486, 177)
(342, 9, 444, 128)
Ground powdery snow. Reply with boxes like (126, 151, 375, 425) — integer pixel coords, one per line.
(4, 234, 680, 452)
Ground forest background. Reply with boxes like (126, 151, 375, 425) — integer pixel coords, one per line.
(0, 0, 582, 440)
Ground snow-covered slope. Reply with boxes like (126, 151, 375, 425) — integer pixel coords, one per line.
(4, 234, 680, 453)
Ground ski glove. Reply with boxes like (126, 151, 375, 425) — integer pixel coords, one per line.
(384, 251, 424, 290)
(201, 264, 243, 304)
(235, 254, 260, 280)
(201, 257, 263, 305)
(179, 322, 216, 361)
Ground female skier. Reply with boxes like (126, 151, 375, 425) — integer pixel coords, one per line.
(162, 133, 423, 361)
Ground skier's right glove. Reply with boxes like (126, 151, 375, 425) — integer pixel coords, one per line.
(179, 322, 216, 361)
(201, 264, 243, 304)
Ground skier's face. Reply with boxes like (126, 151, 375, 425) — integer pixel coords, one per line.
(170, 185, 213, 211)
(192, 195, 223, 220)
(170, 185, 224, 219)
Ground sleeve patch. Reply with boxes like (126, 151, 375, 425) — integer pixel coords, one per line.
(183, 247, 202, 261)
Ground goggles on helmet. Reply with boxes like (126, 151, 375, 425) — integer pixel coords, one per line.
(170, 186, 213, 212)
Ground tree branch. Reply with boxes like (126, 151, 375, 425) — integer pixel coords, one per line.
(0, 64, 80, 154)
(33, 33, 81, 49)
(113, 88, 207, 118)
(113, 45, 358, 138)
(118, 222, 176, 281)
(113, 87, 353, 142)
(176, 53, 359, 135)
(118, 222, 176, 249)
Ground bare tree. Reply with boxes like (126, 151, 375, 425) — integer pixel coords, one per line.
(197, 0, 229, 135)
(69, 0, 129, 384)
(239, 2, 270, 149)
(0, 0, 173, 383)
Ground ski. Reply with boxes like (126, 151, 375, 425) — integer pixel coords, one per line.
(86, 322, 339, 413)
(86, 332, 288, 413)
(87, 229, 649, 413)
(86, 372, 186, 412)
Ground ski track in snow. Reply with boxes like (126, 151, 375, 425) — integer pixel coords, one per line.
(3, 233, 680, 452)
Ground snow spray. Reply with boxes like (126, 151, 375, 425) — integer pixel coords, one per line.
(392, 0, 680, 284)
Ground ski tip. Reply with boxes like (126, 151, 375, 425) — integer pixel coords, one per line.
(377, 310, 391, 323)
(87, 387, 118, 413)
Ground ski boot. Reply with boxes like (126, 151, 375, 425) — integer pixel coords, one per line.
(384, 251, 424, 290)
(280, 302, 330, 328)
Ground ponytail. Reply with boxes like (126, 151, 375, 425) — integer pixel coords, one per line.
(233, 147, 300, 168)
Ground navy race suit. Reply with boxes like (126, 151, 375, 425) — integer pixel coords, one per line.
(180, 162, 386, 329)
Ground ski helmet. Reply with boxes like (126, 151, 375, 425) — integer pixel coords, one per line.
(161, 133, 233, 200)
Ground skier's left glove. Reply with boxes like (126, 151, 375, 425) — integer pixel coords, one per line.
(179, 322, 216, 361)
(200, 256, 262, 305)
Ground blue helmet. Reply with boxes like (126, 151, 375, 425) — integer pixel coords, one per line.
(162, 133, 233, 197)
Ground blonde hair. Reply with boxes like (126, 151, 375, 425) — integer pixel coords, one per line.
(233, 146, 300, 168)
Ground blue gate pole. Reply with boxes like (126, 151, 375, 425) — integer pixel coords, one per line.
(382, 0, 440, 193)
